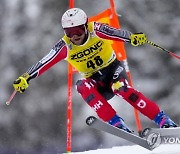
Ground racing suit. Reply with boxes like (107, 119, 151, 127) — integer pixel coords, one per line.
(26, 22, 160, 122)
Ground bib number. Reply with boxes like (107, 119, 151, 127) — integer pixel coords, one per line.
(87, 56, 103, 69)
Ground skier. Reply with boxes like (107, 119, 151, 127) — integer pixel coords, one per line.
(13, 8, 177, 133)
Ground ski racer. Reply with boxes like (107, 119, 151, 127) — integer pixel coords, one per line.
(13, 8, 177, 133)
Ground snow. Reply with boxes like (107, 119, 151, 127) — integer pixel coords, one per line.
(71, 144, 180, 154)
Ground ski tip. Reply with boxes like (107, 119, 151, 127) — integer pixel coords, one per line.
(86, 116, 96, 125)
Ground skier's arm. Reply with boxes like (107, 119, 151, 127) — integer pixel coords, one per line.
(13, 39, 68, 93)
(93, 22, 146, 46)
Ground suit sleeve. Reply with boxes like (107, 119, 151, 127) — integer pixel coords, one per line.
(26, 39, 68, 80)
(93, 22, 132, 43)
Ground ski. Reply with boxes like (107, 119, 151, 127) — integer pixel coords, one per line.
(86, 116, 155, 150)
(142, 127, 180, 138)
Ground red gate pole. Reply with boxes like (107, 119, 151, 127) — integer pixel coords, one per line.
(67, 64, 73, 153)
(66, 1, 74, 153)
(69, 0, 74, 9)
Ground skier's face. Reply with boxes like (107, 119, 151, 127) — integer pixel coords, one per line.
(64, 25, 86, 45)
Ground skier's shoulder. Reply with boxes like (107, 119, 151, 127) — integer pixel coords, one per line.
(52, 38, 66, 52)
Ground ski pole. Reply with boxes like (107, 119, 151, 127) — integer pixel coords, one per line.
(6, 90, 17, 106)
(146, 40, 180, 60)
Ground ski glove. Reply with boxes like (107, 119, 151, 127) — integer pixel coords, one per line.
(13, 73, 30, 93)
(130, 33, 147, 46)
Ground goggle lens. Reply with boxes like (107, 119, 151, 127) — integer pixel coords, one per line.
(64, 25, 86, 38)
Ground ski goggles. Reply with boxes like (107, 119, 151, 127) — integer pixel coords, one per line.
(64, 25, 86, 38)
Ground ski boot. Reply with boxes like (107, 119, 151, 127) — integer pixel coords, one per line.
(108, 115, 132, 133)
(154, 111, 178, 128)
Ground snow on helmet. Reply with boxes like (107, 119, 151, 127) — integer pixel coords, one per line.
(61, 8, 88, 28)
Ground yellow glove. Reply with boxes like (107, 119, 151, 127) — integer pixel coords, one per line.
(130, 33, 147, 46)
(13, 73, 30, 93)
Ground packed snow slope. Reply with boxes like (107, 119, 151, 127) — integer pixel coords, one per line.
(71, 144, 180, 154)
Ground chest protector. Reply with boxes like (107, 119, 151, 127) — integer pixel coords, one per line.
(63, 22, 116, 78)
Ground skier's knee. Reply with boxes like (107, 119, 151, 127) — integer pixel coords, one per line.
(112, 79, 129, 93)
(112, 81, 123, 92)
(76, 78, 94, 94)
(76, 79, 85, 94)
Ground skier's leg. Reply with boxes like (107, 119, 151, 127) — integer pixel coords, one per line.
(112, 79, 160, 120)
(111, 77, 177, 128)
(76, 78, 132, 132)
(111, 66, 160, 120)
(76, 78, 116, 122)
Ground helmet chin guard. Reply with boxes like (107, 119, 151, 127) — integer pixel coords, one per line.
(61, 8, 88, 28)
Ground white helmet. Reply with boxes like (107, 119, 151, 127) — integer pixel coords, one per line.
(61, 8, 88, 28)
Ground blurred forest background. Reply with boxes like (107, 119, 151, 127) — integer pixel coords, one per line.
(0, 0, 179, 153)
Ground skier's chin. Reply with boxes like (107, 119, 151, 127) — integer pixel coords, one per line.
(73, 38, 83, 45)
